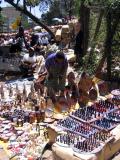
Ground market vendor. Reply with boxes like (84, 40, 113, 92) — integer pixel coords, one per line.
(67, 71, 79, 100)
(59, 71, 79, 108)
(34, 56, 47, 95)
(45, 51, 68, 103)
(78, 72, 98, 105)
(19, 47, 38, 77)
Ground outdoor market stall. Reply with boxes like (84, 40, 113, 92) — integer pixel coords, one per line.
(0, 76, 119, 160)
(51, 95, 120, 160)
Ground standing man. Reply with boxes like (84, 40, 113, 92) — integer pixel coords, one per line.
(45, 51, 68, 102)
(74, 22, 84, 66)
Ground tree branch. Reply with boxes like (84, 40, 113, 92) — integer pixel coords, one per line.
(23, 0, 27, 10)
(5, 0, 55, 38)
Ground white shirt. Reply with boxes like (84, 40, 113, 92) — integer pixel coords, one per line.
(8, 38, 14, 44)
(3, 40, 9, 45)
(22, 54, 37, 64)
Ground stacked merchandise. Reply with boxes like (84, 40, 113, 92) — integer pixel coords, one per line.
(55, 25, 71, 44)
(54, 92, 120, 155)
(0, 80, 49, 159)
(0, 77, 119, 159)
(111, 89, 120, 105)
(0, 120, 48, 159)
(61, 25, 71, 45)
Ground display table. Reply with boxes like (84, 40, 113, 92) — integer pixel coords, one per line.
(0, 121, 48, 160)
(0, 149, 9, 160)
(0, 78, 119, 160)
(0, 142, 16, 160)
(52, 124, 120, 160)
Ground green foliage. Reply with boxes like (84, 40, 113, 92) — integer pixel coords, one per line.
(0, 12, 6, 25)
(74, 0, 81, 16)
(89, 11, 106, 45)
(26, 0, 53, 13)
(41, 0, 61, 25)
(83, 50, 102, 75)
(82, 0, 120, 11)
(26, 0, 41, 7)
(79, 0, 120, 78)
(21, 16, 30, 29)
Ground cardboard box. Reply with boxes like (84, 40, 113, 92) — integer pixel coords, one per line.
(62, 25, 69, 33)
(55, 29, 62, 41)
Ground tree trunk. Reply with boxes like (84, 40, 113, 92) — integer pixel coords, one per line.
(106, 12, 112, 80)
(79, 2, 90, 55)
(95, 53, 106, 79)
(105, 10, 120, 80)
(87, 10, 104, 64)
(95, 10, 120, 80)
(5, 0, 55, 39)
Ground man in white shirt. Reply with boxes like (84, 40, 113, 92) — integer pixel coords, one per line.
(19, 47, 37, 77)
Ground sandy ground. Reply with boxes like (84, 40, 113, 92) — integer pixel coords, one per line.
(41, 149, 120, 160)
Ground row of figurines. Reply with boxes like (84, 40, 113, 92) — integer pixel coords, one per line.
(57, 115, 118, 135)
(0, 83, 55, 124)
(0, 99, 119, 128)
(0, 94, 55, 125)
(0, 83, 38, 99)
(1, 107, 119, 130)
(0, 83, 119, 108)
(0, 82, 75, 108)
(1, 109, 48, 126)
(55, 130, 113, 153)
(71, 100, 116, 122)
(0, 82, 55, 109)
(1, 110, 46, 126)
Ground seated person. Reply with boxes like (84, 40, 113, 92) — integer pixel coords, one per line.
(10, 25, 25, 53)
(57, 72, 79, 110)
(19, 47, 37, 76)
(67, 72, 79, 98)
(78, 72, 98, 104)
(30, 33, 39, 48)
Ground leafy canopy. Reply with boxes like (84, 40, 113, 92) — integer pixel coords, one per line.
(83, 0, 120, 9)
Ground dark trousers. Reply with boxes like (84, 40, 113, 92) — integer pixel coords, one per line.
(19, 65, 29, 77)
(75, 48, 83, 65)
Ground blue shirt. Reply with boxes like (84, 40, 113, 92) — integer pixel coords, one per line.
(45, 53, 68, 75)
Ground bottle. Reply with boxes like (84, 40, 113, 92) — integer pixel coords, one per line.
(17, 117, 23, 127)
(9, 85, 13, 97)
(41, 110, 45, 122)
(24, 112, 30, 123)
(36, 110, 41, 123)
(15, 83, 19, 94)
(23, 83, 27, 99)
(41, 97, 46, 110)
(30, 83, 35, 93)
(0, 84, 4, 99)
(31, 111, 37, 123)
